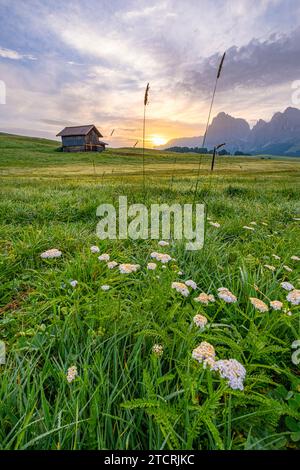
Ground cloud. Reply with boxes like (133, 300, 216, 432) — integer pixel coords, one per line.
(0, 46, 36, 61)
(174, 27, 300, 105)
(1, 0, 300, 144)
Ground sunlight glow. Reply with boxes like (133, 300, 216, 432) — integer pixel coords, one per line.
(151, 135, 167, 146)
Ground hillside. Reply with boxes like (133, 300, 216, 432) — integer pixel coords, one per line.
(0, 133, 299, 179)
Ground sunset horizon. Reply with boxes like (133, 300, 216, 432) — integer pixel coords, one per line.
(1, 1, 300, 147)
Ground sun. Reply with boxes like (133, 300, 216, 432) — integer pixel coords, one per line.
(151, 135, 167, 146)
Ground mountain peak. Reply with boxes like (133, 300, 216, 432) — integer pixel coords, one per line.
(157, 107, 300, 156)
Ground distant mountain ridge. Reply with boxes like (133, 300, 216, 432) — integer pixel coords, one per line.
(156, 107, 300, 156)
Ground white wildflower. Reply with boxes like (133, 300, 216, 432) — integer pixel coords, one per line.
(101, 285, 110, 291)
(280, 281, 294, 291)
(185, 280, 197, 290)
(287, 289, 300, 306)
(250, 297, 268, 312)
(209, 221, 220, 228)
(70, 280, 78, 288)
(243, 226, 255, 231)
(98, 253, 110, 261)
(264, 264, 276, 272)
(90, 245, 100, 253)
(212, 359, 246, 391)
(192, 341, 216, 368)
(283, 265, 293, 272)
(40, 248, 62, 259)
(158, 240, 169, 247)
(291, 256, 300, 261)
(272, 254, 281, 260)
(150, 252, 172, 263)
(217, 288, 237, 303)
(152, 344, 163, 357)
(119, 263, 140, 274)
(107, 261, 118, 269)
(67, 365, 78, 383)
(147, 262, 157, 270)
(171, 282, 189, 297)
(194, 293, 215, 305)
(270, 300, 283, 311)
(193, 314, 208, 331)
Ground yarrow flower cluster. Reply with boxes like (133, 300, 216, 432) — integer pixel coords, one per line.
(150, 252, 172, 263)
(217, 288, 237, 303)
(152, 344, 163, 357)
(193, 314, 208, 331)
(291, 255, 300, 261)
(107, 261, 118, 269)
(101, 285, 110, 291)
(250, 297, 269, 312)
(287, 289, 300, 306)
(147, 262, 157, 270)
(185, 279, 197, 290)
(243, 226, 255, 231)
(272, 254, 281, 260)
(194, 292, 215, 305)
(66, 365, 78, 383)
(40, 248, 62, 259)
(192, 342, 246, 390)
(283, 265, 293, 272)
(192, 341, 216, 368)
(90, 245, 100, 253)
(98, 253, 110, 261)
(209, 221, 220, 228)
(119, 263, 140, 274)
(280, 281, 294, 291)
(171, 282, 189, 297)
(212, 359, 246, 391)
(158, 240, 169, 247)
(264, 264, 276, 272)
(270, 300, 283, 311)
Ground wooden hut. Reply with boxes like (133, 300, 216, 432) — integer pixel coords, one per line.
(57, 125, 108, 152)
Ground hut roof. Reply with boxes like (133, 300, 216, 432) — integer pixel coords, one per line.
(56, 125, 103, 138)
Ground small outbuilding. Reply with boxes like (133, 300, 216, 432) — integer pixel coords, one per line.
(57, 125, 108, 152)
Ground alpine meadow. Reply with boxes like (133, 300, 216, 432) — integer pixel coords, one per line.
(0, 134, 299, 450)
(1, 0, 300, 457)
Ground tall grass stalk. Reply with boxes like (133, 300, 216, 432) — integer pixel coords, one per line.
(193, 52, 226, 202)
(142, 83, 150, 195)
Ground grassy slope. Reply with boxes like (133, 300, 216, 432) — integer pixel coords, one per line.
(0, 133, 298, 176)
(0, 134, 300, 450)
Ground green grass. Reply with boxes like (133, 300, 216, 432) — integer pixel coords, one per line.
(0, 134, 300, 450)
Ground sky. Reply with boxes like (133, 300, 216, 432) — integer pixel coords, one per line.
(0, 0, 300, 147)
